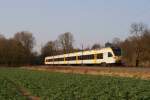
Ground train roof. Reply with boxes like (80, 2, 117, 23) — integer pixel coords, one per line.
(45, 47, 114, 59)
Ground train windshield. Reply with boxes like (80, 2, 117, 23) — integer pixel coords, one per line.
(112, 47, 121, 56)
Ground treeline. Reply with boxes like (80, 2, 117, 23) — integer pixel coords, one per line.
(119, 23, 150, 67)
(0, 22, 150, 67)
(40, 32, 75, 64)
(0, 31, 36, 66)
(0, 32, 75, 66)
(104, 23, 150, 67)
(41, 23, 150, 67)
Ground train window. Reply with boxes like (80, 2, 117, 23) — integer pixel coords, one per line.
(66, 56, 76, 61)
(71, 56, 76, 60)
(46, 59, 53, 62)
(89, 54, 94, 59)
(108, 52, 113, 57)
(60, 58, 64, 61)
(82, 55, 87, 60)
(66, 57, 69, 61)
(97, 53, 103, 59)
(78, 56, 82, 60)
(78, 54, 94, 60)
(54, 58, 58, 61)
(57, 58, 59, 61)
(54, 58, 64, 61)
(112, 47, 121, 56)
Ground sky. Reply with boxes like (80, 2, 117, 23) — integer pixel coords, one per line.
(0, 0, 150, 51)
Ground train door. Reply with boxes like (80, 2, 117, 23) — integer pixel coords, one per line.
(107, 52, 115, 64)
(103, 52, 114, 64)
(103, 52, 108, 63)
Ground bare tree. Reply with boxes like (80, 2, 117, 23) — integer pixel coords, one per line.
(140, 30, 150, 66)
(105, 42, 113, 47)
(14, 31, 35, 51)
(14, 31, 36, 65)
(0, 35, 7, 65)
(91, 43, 101, 50)
(130, 23, 147, 67)
(41, 41, 56, 57)
(58, 32, 74, 53)
(6, 39, 27, 66)
(0, 34, 5, 39)
(130, 23, 147, 37)
(53, 40, 62, 55)
(112, 37, 121, 47)
(120, 37, 136, 66)
(0, 36, 28, 66)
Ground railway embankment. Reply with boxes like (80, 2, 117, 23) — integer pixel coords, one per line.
(22, 66, 150, 80)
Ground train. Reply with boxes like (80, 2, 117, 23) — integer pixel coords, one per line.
(45, 47, 122, 66)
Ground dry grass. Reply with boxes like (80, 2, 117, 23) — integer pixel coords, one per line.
(22, 66, 150, 80)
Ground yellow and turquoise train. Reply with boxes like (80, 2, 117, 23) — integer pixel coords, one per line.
(45, 47, 122, 65)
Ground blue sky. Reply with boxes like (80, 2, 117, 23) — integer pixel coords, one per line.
(0, 0, 150, 51)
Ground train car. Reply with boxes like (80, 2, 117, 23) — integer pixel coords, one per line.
(45, 47, 122, 66)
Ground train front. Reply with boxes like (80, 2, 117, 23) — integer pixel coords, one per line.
(112, 47, 122, 65)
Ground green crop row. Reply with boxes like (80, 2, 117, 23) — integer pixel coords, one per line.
(0, 68, 150, 100)
(0, 75, 27, 100)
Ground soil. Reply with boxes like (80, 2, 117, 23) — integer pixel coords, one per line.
(5, 77, 40, 100)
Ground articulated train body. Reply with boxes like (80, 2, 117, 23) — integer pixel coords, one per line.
(45, 47, 122, 65)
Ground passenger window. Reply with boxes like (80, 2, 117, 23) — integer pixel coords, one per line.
(97, 53, 103, 59)
(108, 52, 113, 57)
(78, 56, 82, 60)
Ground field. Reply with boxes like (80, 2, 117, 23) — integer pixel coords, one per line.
(0, 68, 150, 100)
(26, 66, 150, 79)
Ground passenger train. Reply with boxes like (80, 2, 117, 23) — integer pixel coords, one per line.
(45, 47, 122, 66)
